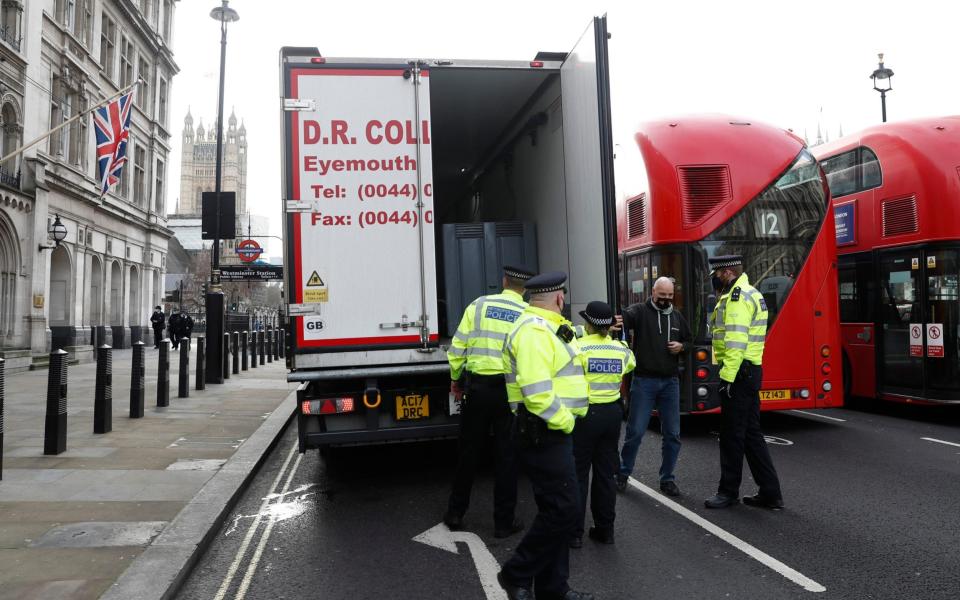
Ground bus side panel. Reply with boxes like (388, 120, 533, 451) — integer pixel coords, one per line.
(840, 322, 877, 399)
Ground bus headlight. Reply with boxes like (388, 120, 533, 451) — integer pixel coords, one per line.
(822, 381, 832, 392)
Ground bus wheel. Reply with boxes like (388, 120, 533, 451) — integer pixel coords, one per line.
(842, 351, 852, 404)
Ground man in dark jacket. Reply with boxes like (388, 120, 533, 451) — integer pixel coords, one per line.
(616, 276, 692, 496)
(168, 312, 183, 349)
(150, 306, 165, 349)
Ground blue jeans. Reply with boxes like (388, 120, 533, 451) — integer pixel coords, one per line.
(619, 376, 681, 482)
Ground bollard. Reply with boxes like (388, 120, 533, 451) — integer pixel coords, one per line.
(196, 336, 206, 391)
(232, 332, 240, 375)
(241, 331, 249, 371)
(1, 357, 5, 479)
(94, 345, 113, 434)
(130, 341, 145, 418)
(279, 329, 285, 359)
(259, 331, 266, 366)
(157, 339, 170, 407)
(250, 331, 258, 369)
(222, 332, 231, 380)
(44, 349, 69, 455)
(273, 328, 280, 361)
(267, 329, 274, 364)
(178, 340, 190, 398)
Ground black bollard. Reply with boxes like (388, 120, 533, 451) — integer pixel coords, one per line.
(273, 328, 280, 361)
(178, 340, 190, 398)
(94, 345, 113, 434)
(44, 349, 69, 455)
(1, 357, 5, 479)
(266, 329, 274, 364)
(130, 341, 145, 418)
(279, 329, 285, 359)
(259, 331, 266, 366)
(196, 336, 206, 391)
(241, 331, 249, 371)
(157, 339, 170, 407)
(232, 332, 240, 375)
(222, 332, 231, 380)
(250, 331, 258, 369)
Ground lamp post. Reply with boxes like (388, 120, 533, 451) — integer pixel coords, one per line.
(870, 53, 894, 123)
(39, 214, 67, 251)
(204, 0, 239, 384)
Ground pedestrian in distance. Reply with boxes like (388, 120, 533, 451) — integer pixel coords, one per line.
(168, 311, 183, 349)
(443, 265, 534, 538)
(150, 306, 165, 349)
(616, 276, 692, 497)
(703, 255, 784, 510)
(571, 301, 635, 549)
(181, 311, 194, 346)
(497, 271, 593, 600)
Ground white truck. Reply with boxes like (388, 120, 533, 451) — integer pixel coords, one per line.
(281, 16, 619, 452)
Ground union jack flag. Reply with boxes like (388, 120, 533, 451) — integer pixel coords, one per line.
(93, 87, 136, 197)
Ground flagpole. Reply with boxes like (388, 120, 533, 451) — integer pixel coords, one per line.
(0, 79, 141, 166)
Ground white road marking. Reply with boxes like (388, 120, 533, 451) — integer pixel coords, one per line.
(790, 410, 847, 423)
(627, 477, 826, 593)
(234, 451, 305, 600)
(213, 439, 299, 600)
(414, 523, 507, 600)
(921, 437, 960, 448)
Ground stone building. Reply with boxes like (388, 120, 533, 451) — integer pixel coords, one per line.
(0, 0, 179, 371)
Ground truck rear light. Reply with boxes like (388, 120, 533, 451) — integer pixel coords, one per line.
(696, 386, 708, 398)
(529, 60, 544, 68)
(696, 367, 708, 380)
(695, 350, 709, 362)
(311, 57, 327, 64)
(696, 401, 706, 411)
(822, 381, 832, 392)
(799, 388, 811, 399)
(821, 362, 831, 375)
(302, 398, 355, 415)
(820, 345, 831, 358)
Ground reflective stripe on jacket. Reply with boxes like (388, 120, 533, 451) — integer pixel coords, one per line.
(502, 306, 589, 433)
(711, 272, 768, 382)
(447, 289, 527, 379)
(579, 333, 636, 404)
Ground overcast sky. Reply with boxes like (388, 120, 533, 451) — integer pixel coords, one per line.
(167, 0, 960, 257)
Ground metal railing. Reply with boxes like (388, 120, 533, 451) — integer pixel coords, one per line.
(0, 164, 20, 190)
(0, 25, 20, 52)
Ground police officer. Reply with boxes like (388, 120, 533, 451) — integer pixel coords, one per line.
(443, 265, 533, 537)
(150, 306, 165, 349)
(704, 256, 784, 510)
(571, 301, 635, 549)
(497, 272, 593, 600)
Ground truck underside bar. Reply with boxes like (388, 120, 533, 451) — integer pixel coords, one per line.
(288, 363, 449, 382)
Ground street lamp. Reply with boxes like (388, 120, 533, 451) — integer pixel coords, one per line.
(205, 0, 239, 385)
(40, 214, 68, 250)
(870, 53, 894, 123)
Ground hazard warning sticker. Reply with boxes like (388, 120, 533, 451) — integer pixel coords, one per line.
(304, 270, 328, 302)
(306, 271, 325, 287)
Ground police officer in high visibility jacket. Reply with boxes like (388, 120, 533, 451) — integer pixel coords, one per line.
(571, 301, 635, 549)
(704, 255, 784, 510)
(497, 272, 594, 600)
(444, 265, 533, 537)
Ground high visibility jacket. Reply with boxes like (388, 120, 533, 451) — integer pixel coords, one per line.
(579, 333, 636, 404)
(502, 306, 589, 433)
(711, 272, 768, 382)
(448, 289, 527, 380)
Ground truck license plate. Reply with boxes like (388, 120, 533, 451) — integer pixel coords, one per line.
(759, 389, 792, 401)
(396, 394, 430, 420)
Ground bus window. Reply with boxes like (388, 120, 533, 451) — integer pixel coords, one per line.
(839, 263, 858, 322)
(839, 253, 876, 323)
(822, 150, 858, 198)
(861, 146, 882, 190)
(625, 253, 649, 306)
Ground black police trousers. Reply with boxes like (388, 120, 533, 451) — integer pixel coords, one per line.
(152, 326, 164, 348)
(573, 401, 622, 538)
(718, 363, 782, 500)
(501, 432, 578, 599)
(447, 374, 518, 529)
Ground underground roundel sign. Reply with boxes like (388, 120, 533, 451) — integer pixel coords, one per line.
(236, 239, 263, 263)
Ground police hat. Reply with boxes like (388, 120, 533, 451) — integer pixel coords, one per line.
(524, 271, 568, 294)
(503, 264, 535, 282)
(579, 301, 614, 327)
(708, 255, 743, 273)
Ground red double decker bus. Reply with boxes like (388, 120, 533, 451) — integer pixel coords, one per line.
(813, 116, 960, 404)
(616, 115, 842, 413)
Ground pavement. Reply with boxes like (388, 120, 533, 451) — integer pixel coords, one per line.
(176, 399, 960, 600)
(0, 340, 297, 600)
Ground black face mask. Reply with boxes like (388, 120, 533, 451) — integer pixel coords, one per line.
(711, 274, 725, 292)
(655, 299, 672, 310)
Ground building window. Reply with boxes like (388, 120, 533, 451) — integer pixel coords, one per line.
(99, 13, 116, 78)
(0, 1, 24, 52)
(81, 0, 92, 46)
(163, 0, 173, 42)
(56, 0, 91, 44)
(134, 145, 146, 206)
(0, 102, 22, 174)
(151, 0, 160, 27)
(158, 77, 168, 126)
(137, 56, 151, 115)
(119, 137, 131, 197)
(48, 75, 65, 156)
(119, 37, 134, 88)
(155, 158, 165, 214)
(67, 93, 87, 169)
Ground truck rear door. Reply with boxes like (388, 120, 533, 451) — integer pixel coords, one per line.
(560, 16, 619, 313)
(281, 54, 438, 360)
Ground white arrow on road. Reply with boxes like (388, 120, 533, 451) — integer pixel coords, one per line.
(413, 523, 507, 600)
